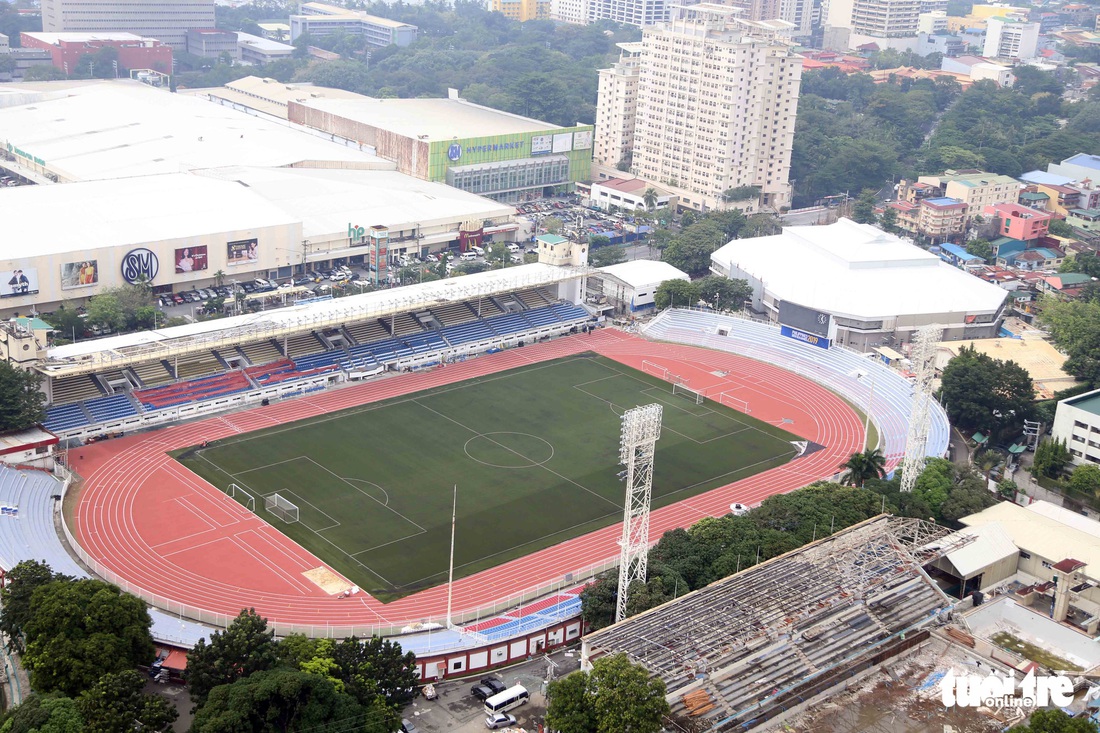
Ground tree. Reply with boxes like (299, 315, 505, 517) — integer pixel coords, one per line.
(997, 479, 1018, 500)
(939, 345, 1035, 438)
(1039, 296, 1100, 386)
(642, 188, 658, 211)
(653, 279, 698, 310)
(22, 579, 155, 697)
(589, 235, 611, 248)
(965, 238, 993, 262)
(939, 469, 997, 524)
(190, 668, 387, 733)
(851, 189, 879, 224)
(661, 219, 728, 276)
(590, 246, 627, 267)
(840, 448, 887, 487)
(22, 65, 67, 81)
(329, 635, 419, 709)
(1069, 463, 1100, 497)
(546, 654, 669, 733)
(0, 362, 46, 432)
(77, 670, 178, 733)
(695, 275, 752, 312)
(543, 216, 564, 234)
(1009, 708, 1099, 732)
(721, 185, 760, 203)
(1032, 437, 1071, 479)
(912, 458, 955, 518)
(0, 560, 68, 653)
(1049, 219, 1076, 238)
(186, 608, 280, 707)
(0, 695, 84, 733)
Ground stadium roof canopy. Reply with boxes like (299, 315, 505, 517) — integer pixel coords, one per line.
(43, 263, 588, 372)
(0, 80, 391, 183)
(710, 218, 1007, 322)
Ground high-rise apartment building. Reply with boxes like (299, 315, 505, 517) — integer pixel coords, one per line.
(550, 0, 589, 23)
(40, 0, 214, 50)
(593, 42, 642, 169)
(290, 3, 417, 47)
(585, 0, 670, 28)
(598, 4, 802, 211)
(491, 0, 552, 21)
(983, 16, 1040, 59)
(823, 0, 921, 49)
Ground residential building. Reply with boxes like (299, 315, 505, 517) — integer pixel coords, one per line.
(20, 31, 172, 75)
(937, 242, 985, 268)
(1010, 246, 1065, 271)
(593, 42, 642, 170)
(1039, 272, 1094, 300)
(940, 55, 1015, 85)
(910, 169, 1019, 213)
(886, 199, 920, 232)
(916, 196, 968, 239)
(1054, 388, 1100, 466)
(289, 3, 417, 47)
(491, 0, 551, 21)
(584, 0, 670, 27)
(1019, 190, 1050, 210)
(1068, 209, 1100, 232)
(917, 31, 966, 56)
(1034, 182, 1082, 216)
(896, 179, 939, 204)
(0, 32, 8, 53)
(40, 0, 214, 50)
(917, 9, 947, 33)
(550, 0, 588, 23)
(620, 5, 802, 212)
(968, 3, 1028, 20)
(984, 202, 1052, 242)
(983, 16, 1040, 59)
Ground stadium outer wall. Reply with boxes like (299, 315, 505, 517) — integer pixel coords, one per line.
(66, 321, 877, 649)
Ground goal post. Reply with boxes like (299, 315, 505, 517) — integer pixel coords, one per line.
(719, 392, 750, 414)
(672, 382, 705, 405)
(641, 360, 669, 379)
(265, 493, 300, 524)
(224, 483, 256, 512)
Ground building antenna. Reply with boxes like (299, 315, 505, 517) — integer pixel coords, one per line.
(446, 484, 457, 628)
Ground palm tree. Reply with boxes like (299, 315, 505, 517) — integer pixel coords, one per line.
(643, 187, 658, 212)
(840, 448, 887, 487)
(213, 270, 226, 287)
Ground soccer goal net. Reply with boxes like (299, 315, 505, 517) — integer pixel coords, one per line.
(672, 382, 705, 405)
(265, 493, 300, 523)
(719, 392, 750, 414)
(224, 483, 256, 512)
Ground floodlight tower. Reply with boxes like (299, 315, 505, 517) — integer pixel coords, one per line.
(900, 324, 943, 493)
(615, 404, 663, 624)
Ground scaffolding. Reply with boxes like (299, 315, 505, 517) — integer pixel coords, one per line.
(583, 515, 974, 731)
(616, 404, 663, 624)
(900, 325, 942, 494)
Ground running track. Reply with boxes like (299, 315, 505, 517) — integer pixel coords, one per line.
(73, 330, 865, 633)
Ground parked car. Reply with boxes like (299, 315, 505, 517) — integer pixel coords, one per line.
(400, 719, 420, 733)
(481, 677, 506, 696)
(471, 684, 496, 701)
(485, 713, 516, 730)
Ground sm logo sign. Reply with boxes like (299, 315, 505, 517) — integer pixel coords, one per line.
(121, 248, 159, 284)
(348, 223, 366, 242)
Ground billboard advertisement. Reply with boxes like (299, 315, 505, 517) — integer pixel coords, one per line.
(781, 325, 831, 349)
(1, 268, 39, 298)
(573, 130, 593, 150)
(175, 246, 208, 273)
(552, 133, 573, 154)
(61, 260, 99, 290)
(531, 135, 552, 155)
(227, 238, 258, 266)
(778, 300, 832, 338)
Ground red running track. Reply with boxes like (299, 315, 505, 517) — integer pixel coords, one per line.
(73, 330, 864, 631)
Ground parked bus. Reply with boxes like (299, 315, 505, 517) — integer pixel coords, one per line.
(484, 685, 529, 715)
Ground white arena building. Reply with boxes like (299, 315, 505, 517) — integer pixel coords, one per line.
(710, 218, 1009, 351)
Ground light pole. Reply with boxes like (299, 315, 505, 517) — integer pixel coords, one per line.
(849, 367, 876, 450)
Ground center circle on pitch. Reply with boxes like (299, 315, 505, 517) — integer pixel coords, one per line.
(464, 432, 555, 469)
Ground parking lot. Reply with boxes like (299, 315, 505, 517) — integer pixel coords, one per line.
(400, 646, 582, 733)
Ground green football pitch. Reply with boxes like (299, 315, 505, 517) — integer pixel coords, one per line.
(177, 354, 799, 601)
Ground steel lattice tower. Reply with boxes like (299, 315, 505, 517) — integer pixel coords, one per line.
(900, 325, 943, 493)
(615, 404, 663, 623)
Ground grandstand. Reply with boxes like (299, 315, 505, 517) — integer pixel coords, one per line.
(0, 464, 208, 647)
(641, 308, 951, 461)
(39, 265, 593, 436)
(581, 515, 970, 732)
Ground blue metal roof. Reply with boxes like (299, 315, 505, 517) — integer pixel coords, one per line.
(939, 243, 981, 260)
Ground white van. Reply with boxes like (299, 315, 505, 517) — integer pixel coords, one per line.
(460, 251, 479, 261)
(471, 245, 485, 255)
(506, 243, 520, 253)
(484, 685, 529, 716)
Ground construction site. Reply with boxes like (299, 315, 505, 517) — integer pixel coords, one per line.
(580, 515, 975, 732)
